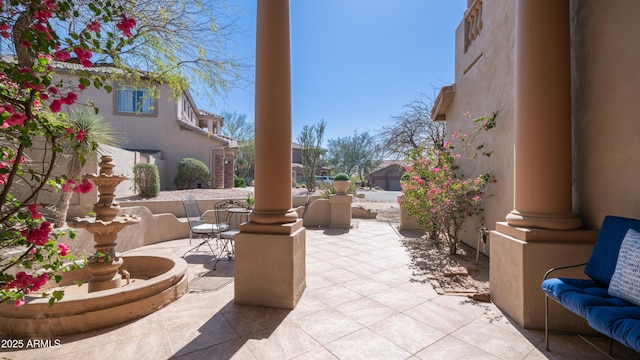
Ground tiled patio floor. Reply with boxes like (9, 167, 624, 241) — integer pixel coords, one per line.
(2, 220, 638, 360)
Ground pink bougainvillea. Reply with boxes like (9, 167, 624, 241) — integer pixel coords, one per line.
(116, 14, 137, 38)
(400, 112, 498, 255)
(1, 0, 136, 308)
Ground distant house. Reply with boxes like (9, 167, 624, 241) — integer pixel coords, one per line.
(291, 142, 331, 184)
(368, 161, 406, 191)
(53, 61, 238, 190)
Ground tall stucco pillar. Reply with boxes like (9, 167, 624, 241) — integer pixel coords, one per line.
(234, 0, 306, 309)
(490, 0, 596, 330)
(505, 0, 581, 230)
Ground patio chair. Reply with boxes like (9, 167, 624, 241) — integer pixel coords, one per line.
(212, 199, 250, 269)
(182, 196, 229, 258)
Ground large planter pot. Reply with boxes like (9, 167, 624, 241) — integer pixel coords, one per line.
(333, 180, 350, 195)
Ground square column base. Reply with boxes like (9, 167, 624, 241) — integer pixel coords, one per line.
(234, 222, 306, 309)
(329, 194, 353, 228)
(490, 223, 597, 330)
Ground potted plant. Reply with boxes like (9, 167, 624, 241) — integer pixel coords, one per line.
(332, 173, 351, 195)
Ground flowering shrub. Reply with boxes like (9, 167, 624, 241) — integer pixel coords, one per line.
(0, 1, 135, 306)
(400, 112, 498, 255)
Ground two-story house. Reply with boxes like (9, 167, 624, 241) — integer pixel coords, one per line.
(54, 61, 237, 190)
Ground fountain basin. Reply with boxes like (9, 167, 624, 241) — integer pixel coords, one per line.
(0, 254, 188, 337)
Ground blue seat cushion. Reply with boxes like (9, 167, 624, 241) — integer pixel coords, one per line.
(542, 278, 632, 317)
(587, 306, 640, 352)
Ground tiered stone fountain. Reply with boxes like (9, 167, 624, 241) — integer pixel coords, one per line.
(0, 156, 188, 337)
(71, 155, 141, 292)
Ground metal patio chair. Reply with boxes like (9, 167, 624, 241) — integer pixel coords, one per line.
(181, 196, 229, 258)
(212, 199, 250, 269)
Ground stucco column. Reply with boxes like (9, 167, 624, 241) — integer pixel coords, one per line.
(234, 0, 306, 310)
(248, 0, 298, 225)
(490, 0, 596, 330)
(505, 0, 581, 230)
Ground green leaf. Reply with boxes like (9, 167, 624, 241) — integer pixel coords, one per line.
(79, 77, 91, 88)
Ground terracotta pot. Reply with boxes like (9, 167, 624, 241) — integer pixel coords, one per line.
(333, 180, 350, 195)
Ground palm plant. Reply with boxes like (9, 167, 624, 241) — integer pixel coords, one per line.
(51, 107, 121, 227)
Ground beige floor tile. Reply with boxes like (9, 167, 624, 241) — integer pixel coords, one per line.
(92, 330, 174, 360)
(368, 286, 429, 312)
(452, 319, 537, 359)
(222, 304, 291, 337)
(404, 300, 476, 334)
(392, 281, 439, 300)
(304, 273, 336, 290)
(334, 297, 398, 326)
(305, 284, 363, 307)
(241, 321, 321, 359)
(287, 294, 330, 320)
(292, 308, 363, 344)
(316, 267, 361, 284)
(415, 336, 499, 359)
(291, 346, 340, 359)
(172, 338, 257, 360)
(369, 313, 447, 354)
(166, 311, 239, 354)
(341, 276, 390, 296)
(325, 328, 411, 360)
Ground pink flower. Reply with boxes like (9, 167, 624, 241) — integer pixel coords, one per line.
(65, 127, 75, 135)
(14, 298, 25, 307)
(58, 243, 70, 256)
(72, 178, 93, 194)
(47, 86, 59, 95)
(2, 112, 27, 127)
(54, 50, 71, 61)
(87, 21, 101, 32)
(62, 92, 77, 105)
(116, 14, 136, 38)
(50, 99, 62, 113)
(73, 47, 93, 67)
(75, 129, 87, 141)
(28, 204, 42, 219)
(21, 221, 52, 246)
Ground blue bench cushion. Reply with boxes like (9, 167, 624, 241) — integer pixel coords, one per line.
(608, 229, 640, 306)
(587, 306, 640, 353)
(585, 216, 640, 285)
(542, 278, 632, 317)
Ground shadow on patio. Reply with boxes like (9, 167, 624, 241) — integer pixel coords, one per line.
(2, 220, 638, 359)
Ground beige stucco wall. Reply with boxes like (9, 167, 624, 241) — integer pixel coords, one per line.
(445, 0, 516, 248)
(570, 0, 640, 229)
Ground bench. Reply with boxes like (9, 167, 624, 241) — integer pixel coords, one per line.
(542, 215, 640, 357)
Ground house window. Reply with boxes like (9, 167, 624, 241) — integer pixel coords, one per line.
(117, 85, 155, 114)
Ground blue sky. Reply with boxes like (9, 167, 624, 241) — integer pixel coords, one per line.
(204, 0, 466, 143)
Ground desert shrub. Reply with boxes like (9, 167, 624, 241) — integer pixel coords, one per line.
(133, 163, 160, 198)
(333, 172, 349, 181)
(234, 176, 246, 188)
(174, 158, 210, 190)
